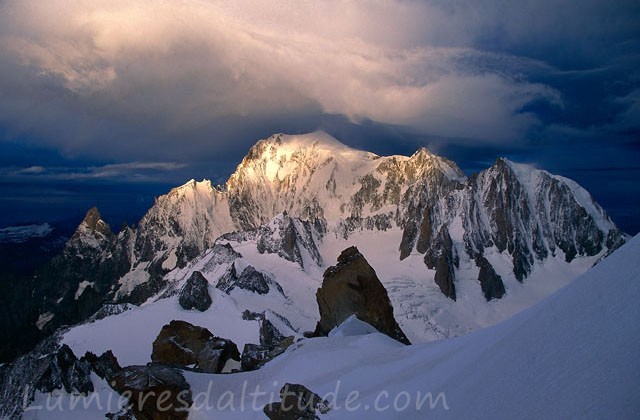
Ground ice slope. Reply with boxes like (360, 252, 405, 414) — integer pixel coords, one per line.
(184, 233, 640, 419)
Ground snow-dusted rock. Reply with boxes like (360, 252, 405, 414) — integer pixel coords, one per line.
(36, 344, 93, 395)
(240, 336, 295, 372)
(110, 364, 192, 420)
(216, 264, 284, 296)
(178, 271, 212, 311)
(151, 320, 240, 374)
(83, 350, 121, 381)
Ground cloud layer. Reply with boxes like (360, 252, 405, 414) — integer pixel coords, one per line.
(4, 161, 185, 182)
(3, 0, 613, 160)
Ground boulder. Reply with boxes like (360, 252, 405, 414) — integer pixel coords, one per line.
(178, 271, 212, 311)
(263, 383, 330, 420)
(110, 364, 192, 420)
(313, 246, 410, 345)
(151, 320, 240, 373)
(241, 337, 294, 372)
(260, 318, 287, 348)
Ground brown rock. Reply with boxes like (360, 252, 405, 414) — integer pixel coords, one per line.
(313, 246, 410, 345)
(151, 320, 240, 373)
(110, 364, 192, 420)
(263, 383, 330, 420)
(240, 336, 295, 371)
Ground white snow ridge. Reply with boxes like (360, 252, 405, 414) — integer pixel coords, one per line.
(20, 234, 640, 419)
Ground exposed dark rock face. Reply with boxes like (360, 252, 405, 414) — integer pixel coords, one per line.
(178, 271, 212, 311)
(0, 338, 125, 419)
(470, 159, 543, 281)
(151, 320, 240, 373)
(240, 344, 270, 372)
(601, 228, 627, 260)
(336, 214, 394, 240)
(241, 337, 295, 372)
(475, 256, 506, 301)
(460, 158, 626, 283)
(0, 334, 61, 418)
(0, 207, 135, 363)
(424, 227, 458, 301)
(241, 310, 291, 348)
(201, 243, 242, 271)
(89, 303, 136, 322)
(398, 151, 466, 261)
(260, 318, 287, 348)
(83, 350, 122, 380)
(314, 247, 410, 344)
(216, 264, 284, 296)
(78, 207, 114, 239)
(36, 344, 94, 395)
(110, 364, 192, 420)
(256, 212, 323, 268)
(263, 383, 330, 420)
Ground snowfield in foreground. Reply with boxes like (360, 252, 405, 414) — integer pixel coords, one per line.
(25, 234, 640, 419)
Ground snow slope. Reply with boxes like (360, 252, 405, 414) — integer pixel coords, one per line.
(62, 288, 260, 367)
(34, 234, 640, 419)
(185, 233, 640, 419)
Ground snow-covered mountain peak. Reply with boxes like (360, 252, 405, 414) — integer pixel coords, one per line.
(261, 131, 370, 156)
(487, 157, 617, 235)
(412, 146, 432, 156)
(229, 131, 378, 186)
(170, 178, 216, 195)
(405, 147, 466, 182)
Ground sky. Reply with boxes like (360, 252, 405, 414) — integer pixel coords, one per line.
(0, 0, 638, 233)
